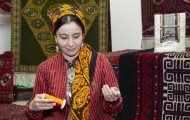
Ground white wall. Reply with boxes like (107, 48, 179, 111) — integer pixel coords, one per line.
(110, 0, 142, 51)
(0, 25, 11, 54)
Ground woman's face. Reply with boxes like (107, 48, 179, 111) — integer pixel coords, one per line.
(54, 21, 83, 60)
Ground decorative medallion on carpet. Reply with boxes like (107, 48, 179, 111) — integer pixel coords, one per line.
(142, 0, 190, 37)
(11, 0, 110, 72)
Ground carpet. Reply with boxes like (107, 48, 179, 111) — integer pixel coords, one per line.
(142, 0, 190, 37)
(117, 50, 190, 120)
(117, 49, 154, 120)
(132, 52, 164, 120)
(11, 0, 111, 73)
(0, 104, 27, 120)
(106, 49, 138, 80)
(0, 51, 14, 103)
(162, 52, 190, 119)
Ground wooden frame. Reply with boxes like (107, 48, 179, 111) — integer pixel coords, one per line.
(160, 13, 180, 43)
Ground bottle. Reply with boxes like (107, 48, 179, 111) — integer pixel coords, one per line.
(42, 93, 66, 109)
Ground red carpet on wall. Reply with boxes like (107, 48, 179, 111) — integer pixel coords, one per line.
(0, 51, 14, 103)
(142, 0, 190, 37)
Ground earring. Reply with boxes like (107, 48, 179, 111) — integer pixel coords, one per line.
(81, 42, 84, 47)
(56, 45, 59, 52)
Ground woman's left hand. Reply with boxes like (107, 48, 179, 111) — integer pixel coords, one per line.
(102, 85, 121, 102)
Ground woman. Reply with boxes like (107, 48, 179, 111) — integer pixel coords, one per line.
(25, 4, 123, 120)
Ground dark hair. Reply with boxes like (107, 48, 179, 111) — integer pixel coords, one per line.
(53, 15, 85, 35)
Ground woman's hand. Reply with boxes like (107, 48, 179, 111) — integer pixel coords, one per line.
(29, 94, 56, 111)
(102, 85, 121, 102)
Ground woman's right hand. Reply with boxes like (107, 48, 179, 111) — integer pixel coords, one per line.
(29, 94, 56, 111)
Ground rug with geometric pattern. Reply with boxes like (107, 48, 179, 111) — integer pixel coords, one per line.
(118, 51, 190, 120)
(0, 51, 14, 103)
(142, 0, 190, 37)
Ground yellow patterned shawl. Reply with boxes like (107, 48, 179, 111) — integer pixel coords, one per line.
(70, 44, 92, 120)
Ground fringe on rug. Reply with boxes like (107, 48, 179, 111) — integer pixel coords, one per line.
(142, 37, 190, 50)
(14, 73, 36, 88)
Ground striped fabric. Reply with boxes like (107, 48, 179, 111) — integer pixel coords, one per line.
(25, 51, 123, 120)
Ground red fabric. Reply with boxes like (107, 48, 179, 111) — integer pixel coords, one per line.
(0, 0, 11, 13)
(0, 104, 27, 120)
(25, 51, 123, 120)
(133, 52, 164, 120)
(106, 49, 137, 66)
(106, 49, 138, 80)
(142, 0, 190, 37)
(0, 51, 14, 103)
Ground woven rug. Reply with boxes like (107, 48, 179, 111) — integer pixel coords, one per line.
(0, 51, 14, 103)
(162, 52, 190, 119)
(0, 104, 27, 120)
(106, 49, 138, 80)
(117, 49, 154, 120)
(117, 51, 190, 120)
(11, 0, 110, 73)
(142, 0, 190, 37)
(132, 52, 164, 120)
